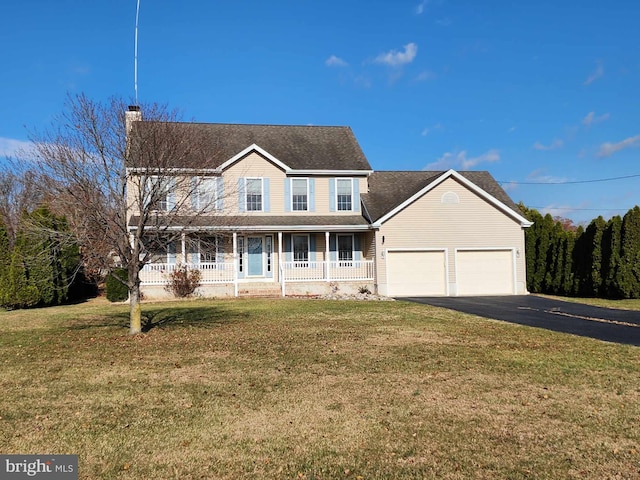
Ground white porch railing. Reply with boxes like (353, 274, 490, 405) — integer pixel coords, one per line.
(140, 262, 235, 285)
(140, 260, 374, 285)
(281, 260, 374, 282)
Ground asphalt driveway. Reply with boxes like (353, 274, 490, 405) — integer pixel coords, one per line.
(402, 295, 640, 346)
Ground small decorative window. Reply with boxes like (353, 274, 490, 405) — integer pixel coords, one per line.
(441, 191, 460, 204)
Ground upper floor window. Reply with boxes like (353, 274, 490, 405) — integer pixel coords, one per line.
(145, 176, 176, 212)
(336, 178, 353, 211)
(246, 178, 263, 211)
(292, 178, 308, 211)
(194, 177, 221, 212)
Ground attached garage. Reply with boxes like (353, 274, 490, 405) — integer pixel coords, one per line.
(386, 250, 447, 296)
(456, 249, 515, 295)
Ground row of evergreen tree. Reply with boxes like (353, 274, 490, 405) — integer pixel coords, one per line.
(522, 204, 640, 299)
(0, 206, 83, 309)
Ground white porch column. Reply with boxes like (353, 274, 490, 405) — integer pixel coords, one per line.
(233, 232, 238, 297)
(278, 231, 285, 297)
(181, 232, 186, 265)
(325, 231, 330, 282)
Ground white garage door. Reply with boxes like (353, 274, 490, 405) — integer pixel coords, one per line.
(457, 250, 514, 295)
(387, 250, 447, 296)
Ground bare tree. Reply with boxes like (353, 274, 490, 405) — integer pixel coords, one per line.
(27, 93, 226, 334)
(0, 169, 43, 247)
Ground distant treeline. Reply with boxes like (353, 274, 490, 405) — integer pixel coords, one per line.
(521, 204, 640, 299)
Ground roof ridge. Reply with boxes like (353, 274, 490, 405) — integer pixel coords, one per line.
(141, 121, 352, 128)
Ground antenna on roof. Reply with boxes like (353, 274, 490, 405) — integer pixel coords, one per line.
(134, 0, 141, 105)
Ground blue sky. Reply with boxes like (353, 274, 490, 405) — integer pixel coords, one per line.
(1, 0, 639, 224)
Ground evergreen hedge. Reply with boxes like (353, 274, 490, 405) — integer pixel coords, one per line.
(106, 268, 129, 302)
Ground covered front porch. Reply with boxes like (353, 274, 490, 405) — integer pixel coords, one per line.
(139, 229, 375, 298)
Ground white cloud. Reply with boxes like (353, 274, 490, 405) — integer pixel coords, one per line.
(325, 55, 348, 67)
(533, 139, 563, 151)
(540, 204, 582, 219)
(421, 123, 442, 136)
(508, 126, 517, 133)
(526, 169, 568, 184)
(582, 111, 610, 127)
(436, 17, 451, 27)
(583, 61, 604, 86)
(415, 70, 436, 81)
(374, 43, 418, 67)
(415, 0, 429, 15)
(424, 148, 500, 171)
(597, 134, 640, 158)
(0, 137, 34, 159)
(501, 181, 518, 192)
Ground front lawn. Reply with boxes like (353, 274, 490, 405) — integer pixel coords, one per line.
(1, 298, 638, 479)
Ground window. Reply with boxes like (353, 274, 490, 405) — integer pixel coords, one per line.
(337, 235, 353, 265)
(146, 238, 175, 264)
(291, 178, 308, 211)
(246, 178, 263, 211)
(292, 235, 309, 266)
(146, 176, 176, 212)
(195, 177, 219, 212)
(237, 237, 244, 273)
(266, 236, 273, 273)
(199, 236, 222, 263)
(337, 178, 353, 211)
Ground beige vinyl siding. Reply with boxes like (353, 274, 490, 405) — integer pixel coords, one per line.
(222, 153, 368, 215)
(376, 177, 527, 295)
(224, 152, 285, 215)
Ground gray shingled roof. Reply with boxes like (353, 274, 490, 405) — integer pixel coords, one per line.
(130, 122, 372, 171)
(361, 171, 524, 223)
(130, 215, 370, 230)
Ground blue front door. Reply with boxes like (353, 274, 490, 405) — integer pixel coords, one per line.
(247, 237, 264, 276)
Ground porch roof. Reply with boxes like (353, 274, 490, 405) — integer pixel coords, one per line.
(129, 214, 371, 232)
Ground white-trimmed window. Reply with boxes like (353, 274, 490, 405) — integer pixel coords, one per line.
(292, 234, 309, 266)
(194, 177, 220, 212)
(199, 236, 222, 263)
(145, 176, 176, 212)
(246, 178, 263, 211)
(266, 235, 273, 273)
(146, 238, 176, 264)
(336, 178, 353, 211)
(291, 178, 308, 211)
(337, 234, 354, 266)
(237, 237, 244, 273)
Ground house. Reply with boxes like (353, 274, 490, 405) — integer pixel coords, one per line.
(125, 108, 532, 298)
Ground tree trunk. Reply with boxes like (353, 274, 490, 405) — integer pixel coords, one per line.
(129, 282, 142, 335)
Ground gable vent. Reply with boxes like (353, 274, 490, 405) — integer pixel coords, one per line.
(441, 191, 460, 204)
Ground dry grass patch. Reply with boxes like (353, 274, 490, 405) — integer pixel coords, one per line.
(0, 298, 638, 479)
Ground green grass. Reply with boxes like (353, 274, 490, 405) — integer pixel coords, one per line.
(1, 297, 639, 479)
(536, 294, 640, 311)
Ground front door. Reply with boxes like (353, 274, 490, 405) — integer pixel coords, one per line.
(247, 237, 264, 276)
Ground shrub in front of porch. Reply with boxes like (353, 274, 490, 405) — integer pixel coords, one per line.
(165, 264, 202, 298)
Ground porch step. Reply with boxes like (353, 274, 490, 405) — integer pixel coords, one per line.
(238, 283, 282, 298)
